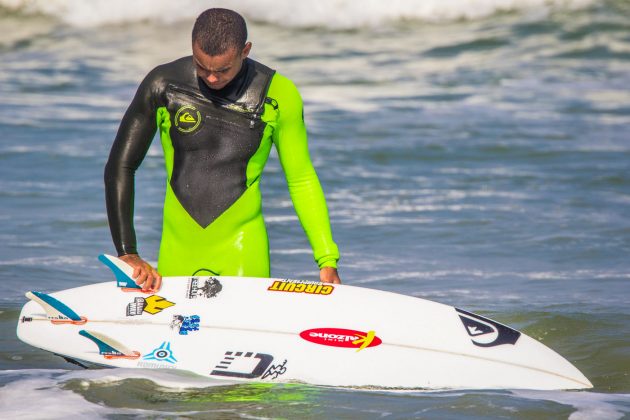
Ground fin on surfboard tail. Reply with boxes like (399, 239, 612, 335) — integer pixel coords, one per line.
(79, 330, 140, 359)
(25, 291, 87, 325)
(98, 254, 144, 292)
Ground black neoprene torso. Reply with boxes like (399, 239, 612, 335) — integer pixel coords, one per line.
(104, 57, 274, 256)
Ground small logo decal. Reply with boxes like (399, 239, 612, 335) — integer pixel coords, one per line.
(142, 341, 177, 364)
(126, 295, 175, 316)
(211, 351, 276, 379)
(300, 328, 382, 352)
(174, 105, 201, 133)
(268, 280, 334, 295)
(186, 277, 222, 299)
(261, 360, 288, 380)
(170, 315, 200, 335)
(456, 308, 521, 347)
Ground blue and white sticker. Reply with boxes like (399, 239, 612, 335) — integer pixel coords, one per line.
(142, 341, 177, 364)
(171, 315, 200, 335)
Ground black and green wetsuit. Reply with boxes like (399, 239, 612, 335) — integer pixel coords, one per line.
(105, 56, 339, 277)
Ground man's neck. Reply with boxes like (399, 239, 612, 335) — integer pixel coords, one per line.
(200, 58, 252, 101)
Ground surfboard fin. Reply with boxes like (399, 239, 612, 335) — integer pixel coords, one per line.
(25, 291, 87, 325)
(98, 254, 145, 292)
(79, 330, 140, 360)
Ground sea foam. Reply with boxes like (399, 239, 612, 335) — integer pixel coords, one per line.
(0, 0, 597, 28)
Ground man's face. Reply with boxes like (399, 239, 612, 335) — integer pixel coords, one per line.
(192, 42, 252, 90)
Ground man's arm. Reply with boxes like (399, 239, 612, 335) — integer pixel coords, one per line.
(269, 74, 341, 284)
(104, 68, 162, 291)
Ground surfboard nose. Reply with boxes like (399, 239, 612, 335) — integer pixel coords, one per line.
(497, 334, 593, 390)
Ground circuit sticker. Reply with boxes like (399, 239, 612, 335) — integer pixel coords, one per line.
(268, 279, 334, 295)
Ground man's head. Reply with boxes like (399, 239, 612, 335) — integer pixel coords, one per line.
(192, 8, 252, 90)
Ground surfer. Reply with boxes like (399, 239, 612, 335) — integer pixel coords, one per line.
(104, 8, 341, 292)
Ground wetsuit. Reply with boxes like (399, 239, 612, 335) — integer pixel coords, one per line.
(105, 56, 339, 277)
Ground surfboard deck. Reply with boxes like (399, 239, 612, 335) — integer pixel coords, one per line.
(16, 255, 592, 390)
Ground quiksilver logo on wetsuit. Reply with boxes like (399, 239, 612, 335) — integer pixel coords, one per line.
(175, 105, 202, 133)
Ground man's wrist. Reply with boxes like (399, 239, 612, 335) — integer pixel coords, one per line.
(318, 259, 338, 270)
(117, 247, 138, 257)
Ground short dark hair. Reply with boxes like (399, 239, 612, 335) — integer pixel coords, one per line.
(192, 8, 247, 56)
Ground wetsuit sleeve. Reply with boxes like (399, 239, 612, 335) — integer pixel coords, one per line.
(104, 68, 161, 256)
(269, 74, 340, 269)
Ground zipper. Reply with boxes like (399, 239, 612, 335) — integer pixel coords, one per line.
(167, 84, 262, 129)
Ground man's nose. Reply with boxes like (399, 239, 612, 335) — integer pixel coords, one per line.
(207, 73, 219, 84)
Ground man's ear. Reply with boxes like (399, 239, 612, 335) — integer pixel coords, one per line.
(242, 42, 252, 59)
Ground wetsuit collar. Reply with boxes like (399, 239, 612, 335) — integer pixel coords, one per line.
(198, 58, 254, 102)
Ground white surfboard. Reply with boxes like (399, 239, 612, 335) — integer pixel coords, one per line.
(16, 254, 592, 390)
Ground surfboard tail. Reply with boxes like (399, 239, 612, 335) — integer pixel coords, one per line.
(25, 291, 87, 325)
(79, 330, 140, 359)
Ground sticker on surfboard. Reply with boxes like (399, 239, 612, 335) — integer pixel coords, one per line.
(186, 278, 222, 299)
(267, 279, 334, 295)
(170, 315, 200, 335)
(299, 328, 382, 352)
(210, 351, 287, 380)
(456, 308, 521, 347)
(126, 295, 175, 316)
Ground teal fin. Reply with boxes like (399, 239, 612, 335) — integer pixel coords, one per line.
(98, 254, 140, 289)
(26, 291, 82, 321)
(79, 330, 136, 357)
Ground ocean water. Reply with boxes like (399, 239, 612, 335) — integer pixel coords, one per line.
(1, 0, 629, 418)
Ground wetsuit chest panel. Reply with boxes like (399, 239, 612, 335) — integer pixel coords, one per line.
(165, 85, 267, 228)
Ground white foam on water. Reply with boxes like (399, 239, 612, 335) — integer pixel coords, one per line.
(0, 368, 240, 419)
(0, 0, 598, 28)
(264, 215, 299, 223)
(0, 255, 91, 267)
(0, 370, 112, 420)
(60, 367, 239, 390)
(513, 390, 630, 420)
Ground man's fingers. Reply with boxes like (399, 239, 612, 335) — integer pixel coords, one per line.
(142, 274, 154, 291)
(151, 271, 163, 292)
(137, 270, 149, 287)
(120, 255, 160, 291)
(132, 267, 142, 283)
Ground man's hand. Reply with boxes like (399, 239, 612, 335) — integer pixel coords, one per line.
(320, 267, 341, 284)
(119, 254, 162, 293)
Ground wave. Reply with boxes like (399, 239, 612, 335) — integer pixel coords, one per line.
(0, 0, 599, 29)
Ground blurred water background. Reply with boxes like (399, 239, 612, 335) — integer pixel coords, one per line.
(0, 0, 629, 418)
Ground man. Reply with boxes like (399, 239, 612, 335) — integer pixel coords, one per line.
(105, 8, 340, 292)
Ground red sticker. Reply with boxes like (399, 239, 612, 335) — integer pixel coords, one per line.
(300, 328, 382, 351)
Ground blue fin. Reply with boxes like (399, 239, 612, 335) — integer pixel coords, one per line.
(28, 291, 82, 321)
(98, 254, 140, 289)
(79, 330, 121, 355)
(78, 330, 137, 357)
